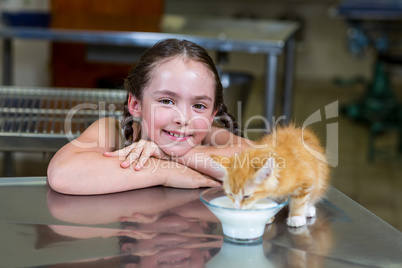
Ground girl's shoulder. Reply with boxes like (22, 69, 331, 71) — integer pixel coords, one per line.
(96, 117, 121, 131)
(203, 122, 250, 146)
(72, 117, 125, 151)
(99, 117, 138, 132)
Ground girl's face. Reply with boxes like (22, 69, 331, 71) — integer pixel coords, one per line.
(131, 57, 217, 156)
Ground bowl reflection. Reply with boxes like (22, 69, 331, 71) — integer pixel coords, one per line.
(200, 187, 288, 243)
(206, 240, 274, 268)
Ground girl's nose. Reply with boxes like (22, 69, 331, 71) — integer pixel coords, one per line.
(172, 106, 191, 126)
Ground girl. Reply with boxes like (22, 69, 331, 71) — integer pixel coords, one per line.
(47, 39, 252, 195)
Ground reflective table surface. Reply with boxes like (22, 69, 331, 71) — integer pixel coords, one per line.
(0, 177, 401, 267)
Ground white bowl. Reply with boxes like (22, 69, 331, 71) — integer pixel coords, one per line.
(200, 187, 288, 243)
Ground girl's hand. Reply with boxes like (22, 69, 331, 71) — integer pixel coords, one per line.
(104, 140, 169, 170)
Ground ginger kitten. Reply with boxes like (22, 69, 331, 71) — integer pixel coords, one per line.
(212, 124, 330, 227)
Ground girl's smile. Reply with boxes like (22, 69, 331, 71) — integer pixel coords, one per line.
(130, 57, 217, 156)
(163, 130, 192, 141)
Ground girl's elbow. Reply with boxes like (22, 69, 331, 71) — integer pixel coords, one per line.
(47, 161, 74, 195)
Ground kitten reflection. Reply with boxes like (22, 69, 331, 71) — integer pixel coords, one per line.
(265, 209, 333, 268)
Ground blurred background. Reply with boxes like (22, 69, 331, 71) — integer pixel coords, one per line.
(0, 0, 400, 230)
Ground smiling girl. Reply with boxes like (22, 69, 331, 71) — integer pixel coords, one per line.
(47, 39, 252, 195)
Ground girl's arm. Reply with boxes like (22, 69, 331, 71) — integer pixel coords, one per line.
(174, 125, 254, 178)
(47, 118, 220, 195)
(109, 125, 254, 180)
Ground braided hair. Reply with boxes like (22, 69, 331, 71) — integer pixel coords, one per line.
(121, 39, 240, 146)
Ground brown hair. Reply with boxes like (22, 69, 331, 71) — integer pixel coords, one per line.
(121, 38, 239, 146)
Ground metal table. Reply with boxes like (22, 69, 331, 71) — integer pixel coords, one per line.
(0, 86, 125, 176)
(330, 0, 402, 20)
(0, 177, 400, 267)
(0, 15, 299, 125)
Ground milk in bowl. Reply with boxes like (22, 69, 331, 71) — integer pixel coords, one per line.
(200, 187, 288, 243)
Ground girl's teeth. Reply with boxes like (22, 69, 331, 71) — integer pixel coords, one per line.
(169, 131, 185, 138)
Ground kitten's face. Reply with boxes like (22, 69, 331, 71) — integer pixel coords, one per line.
(224, 183, 263, 209)
(212, 154, 277, 209)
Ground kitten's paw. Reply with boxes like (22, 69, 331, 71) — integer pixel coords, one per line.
(286, 216, 306, 227)
(287, 225, 308, 235)
(306, 205, 316, 218)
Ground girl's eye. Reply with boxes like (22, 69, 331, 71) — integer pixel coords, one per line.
(160, 99, 173, 105)
(193, 103, 206, 110)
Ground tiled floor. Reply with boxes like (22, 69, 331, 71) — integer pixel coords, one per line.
(1, 77, 401, 231)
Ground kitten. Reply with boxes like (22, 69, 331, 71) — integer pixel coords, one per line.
(211, 124, 330, 227)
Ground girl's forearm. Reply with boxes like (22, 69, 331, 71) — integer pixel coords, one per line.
(48, 146, 220, 195)
(48, 151, 167, 195)
(175, 141, 252, 179)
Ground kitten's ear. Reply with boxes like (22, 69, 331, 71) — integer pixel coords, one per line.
(254, 157, 275, 184)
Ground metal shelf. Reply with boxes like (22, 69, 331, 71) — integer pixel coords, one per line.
(0, 87, 125, 138)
